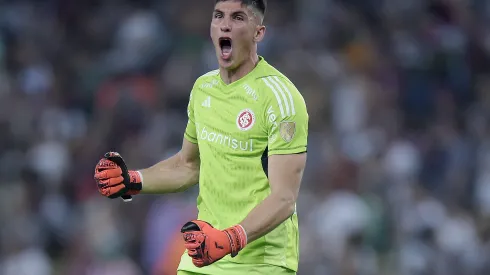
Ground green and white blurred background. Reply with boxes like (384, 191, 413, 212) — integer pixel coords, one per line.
(1, 0, 490, 274)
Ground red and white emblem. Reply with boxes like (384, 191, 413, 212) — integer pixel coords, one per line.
(236, 109, 255, 131)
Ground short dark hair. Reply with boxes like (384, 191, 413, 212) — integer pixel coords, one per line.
(215, 0, 267, 19)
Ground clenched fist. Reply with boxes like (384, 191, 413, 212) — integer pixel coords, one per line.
(94, 152, 142, 200)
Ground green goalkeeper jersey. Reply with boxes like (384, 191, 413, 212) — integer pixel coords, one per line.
(180, 56, 308, 272)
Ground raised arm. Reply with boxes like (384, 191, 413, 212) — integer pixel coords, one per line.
(239, 153, 305, 242)
(94, 85, 201, 198)
(139, 138, 200, 194)
(239, 76, 308, 242)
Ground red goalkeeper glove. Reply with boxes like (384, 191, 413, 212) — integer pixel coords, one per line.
(94, 152, 142, 201)
(181, 220, 247, 267)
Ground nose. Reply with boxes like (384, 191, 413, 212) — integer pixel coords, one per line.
(220, 18, 231, 32)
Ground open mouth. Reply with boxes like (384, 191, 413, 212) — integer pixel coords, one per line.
(219, 37, 232, 60)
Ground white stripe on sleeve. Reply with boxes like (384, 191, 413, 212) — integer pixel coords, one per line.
(262, 77, 285, 118)
(274, 76, 296, 115)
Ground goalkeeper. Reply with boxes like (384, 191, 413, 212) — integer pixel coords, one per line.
(94, 0, 308, 274)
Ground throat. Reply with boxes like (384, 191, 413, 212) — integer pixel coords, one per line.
(220, 55, 260, 85)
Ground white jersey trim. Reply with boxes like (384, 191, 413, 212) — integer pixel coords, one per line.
(268, 76, 290, 117)
(263, 77, 286, 118)
(273, 76, 296, 116)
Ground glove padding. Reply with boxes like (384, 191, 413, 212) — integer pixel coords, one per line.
(181, 220, 247, 267)
(94, 152, 142, 200)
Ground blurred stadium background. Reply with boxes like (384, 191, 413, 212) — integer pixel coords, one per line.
(1, 0, 490, 274)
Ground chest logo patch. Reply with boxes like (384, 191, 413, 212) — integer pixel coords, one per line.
(236, 109, 255, 131)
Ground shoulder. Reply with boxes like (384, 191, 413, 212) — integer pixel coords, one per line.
(194, 69, 220, 87)
(189, 69, 220, 100)
(254, 59, 301, 94)
(254, 63, 305, 109)
(200, 69, 220, 78)
(251, 60, 307, 120)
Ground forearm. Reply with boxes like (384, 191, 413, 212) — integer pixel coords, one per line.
(139, 152, 199, 194)
(240, 193, 296, 243)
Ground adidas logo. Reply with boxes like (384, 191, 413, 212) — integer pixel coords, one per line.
(201, 96, 211, 108)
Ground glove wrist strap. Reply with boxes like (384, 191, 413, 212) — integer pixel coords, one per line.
(236, 224, 248, 247)
(127, 171, 143, 192)
(226, 225, 248, 257)
(136, 170, 144, 187)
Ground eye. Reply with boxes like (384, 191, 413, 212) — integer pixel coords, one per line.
(214, 13, 223, 19)
(234, 15, 244, 21)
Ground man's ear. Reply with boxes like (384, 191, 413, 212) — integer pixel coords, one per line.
(254, 25, 266, 43)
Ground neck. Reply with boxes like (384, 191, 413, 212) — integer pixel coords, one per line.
(220, 53, 259, 85)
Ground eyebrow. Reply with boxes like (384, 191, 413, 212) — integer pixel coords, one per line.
(213, 9, 249, 17)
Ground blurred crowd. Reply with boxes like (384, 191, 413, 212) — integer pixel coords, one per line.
(1, 0, 490, 274)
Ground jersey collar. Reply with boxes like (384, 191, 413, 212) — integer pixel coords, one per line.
(218, 56, 266, 89)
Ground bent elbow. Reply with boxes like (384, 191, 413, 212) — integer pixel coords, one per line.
(286, 201, 296, 217)
(191, 169, 200, 185)
(276, 194, 297, 216)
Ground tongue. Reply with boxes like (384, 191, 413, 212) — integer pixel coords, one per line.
(222, 45, 232, 59)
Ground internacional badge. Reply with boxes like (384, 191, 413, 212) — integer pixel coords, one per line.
(279, 121, 296, 142)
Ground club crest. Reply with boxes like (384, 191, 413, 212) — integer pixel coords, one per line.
(236, 109, 255, 131)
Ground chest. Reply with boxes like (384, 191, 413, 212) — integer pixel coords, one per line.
(192, 85, 267, 153)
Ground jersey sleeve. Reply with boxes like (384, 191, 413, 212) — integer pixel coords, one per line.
(261, 76, 308, 156)
(184, 89, 198, 144)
